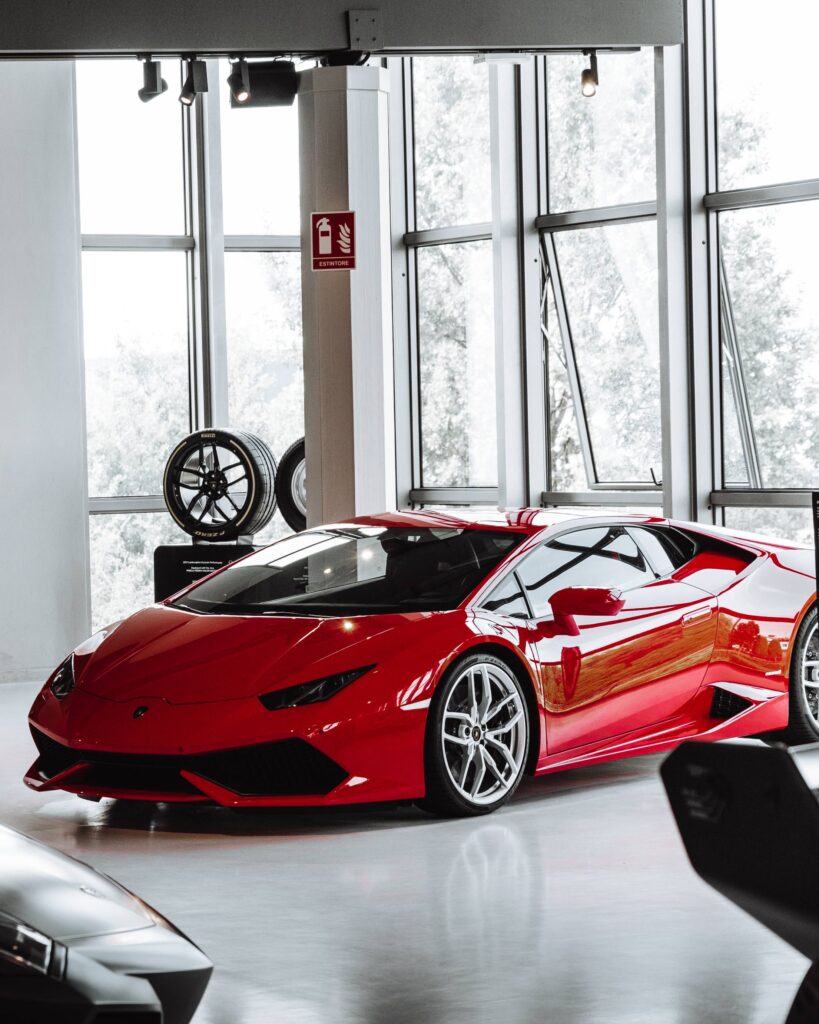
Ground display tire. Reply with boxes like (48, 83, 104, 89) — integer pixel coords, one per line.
(781, 606, 819, 745)
(275, 437, 307, 533)
(163, 428, 277, 541)
(418, 652, 530, 818)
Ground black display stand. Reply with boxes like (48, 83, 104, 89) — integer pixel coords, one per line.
(153, 544, 255, 602)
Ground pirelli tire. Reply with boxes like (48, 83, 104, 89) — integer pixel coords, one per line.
(163, 428, 277, 541)
(275, 437, 307, 533)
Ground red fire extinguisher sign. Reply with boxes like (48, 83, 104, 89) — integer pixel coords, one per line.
(310, 211, 356, 270)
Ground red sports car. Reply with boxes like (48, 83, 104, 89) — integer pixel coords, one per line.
(25, 509, 817, 816)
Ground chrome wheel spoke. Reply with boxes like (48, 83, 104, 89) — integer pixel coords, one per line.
(487, 735, 518, 775)
(459, 746, 476, 788)
(467, 669, 479, 721)
(470, 748, 487, 797)
(478, 666, 492, 721)
(445, 710, 472, 724)
(444, 732, 470, 746)
(482, 746, 506, 785)
(487, 708, 523, 739)
(484, 692, 515, 724)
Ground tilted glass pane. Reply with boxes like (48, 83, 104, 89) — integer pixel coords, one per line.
(722, 507, 813, 547)
(225, 251, 303, 544)
(715, 0, 819, 190)
(89, 512, 180, 630)
(417, 241, 497, 487)
(82, 252, 190, 497)
(720, 202, 819, 487)
(76, 60, 185, 234)
(546, 49, 656, 213)
(413, 57, 491, 229)
(553, 221, 660, 483)
(219, 60, 300, 234)
(543, 271, 587, 490)
(721, 350, 750, 486)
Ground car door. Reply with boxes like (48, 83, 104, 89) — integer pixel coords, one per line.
(514, 524, 717, 754)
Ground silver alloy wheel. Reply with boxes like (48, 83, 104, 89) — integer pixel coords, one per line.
(291, 459, 307, 516)
(803, 622, 819, 727)
(441, 661, 527, 807)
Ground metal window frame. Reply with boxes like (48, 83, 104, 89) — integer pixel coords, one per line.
(81, 61, 303, 542)
(699, 0, 819, 521)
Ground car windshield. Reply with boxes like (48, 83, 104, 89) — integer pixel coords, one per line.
(172, 526, 524, 616)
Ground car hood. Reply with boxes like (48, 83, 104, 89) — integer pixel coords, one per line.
(75, 604, 435, 704)
(0, 825, 164, 941)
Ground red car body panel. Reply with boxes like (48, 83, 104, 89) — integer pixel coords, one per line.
(25, 509, 816, 807)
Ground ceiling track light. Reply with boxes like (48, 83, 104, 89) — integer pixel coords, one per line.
(228, 60, 298, 109)
(179, 59, 208, 107)
(226, 58, 251, 103)
(580, 50, 598, 98)
(137, 56, 167, 102)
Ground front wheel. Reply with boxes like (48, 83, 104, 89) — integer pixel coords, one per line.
(783, 606, 819, 745)
(419, 653, 529, 817)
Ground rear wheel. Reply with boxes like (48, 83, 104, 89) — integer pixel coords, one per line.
(783, 606, 819, 745)
(419, 653, 529, 817)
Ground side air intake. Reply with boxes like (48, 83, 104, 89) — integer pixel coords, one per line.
(710, 686, 753, 720)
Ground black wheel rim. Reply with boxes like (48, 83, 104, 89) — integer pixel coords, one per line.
(166, 438, 254, 535)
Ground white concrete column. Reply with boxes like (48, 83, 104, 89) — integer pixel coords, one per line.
(298, 65, 395, 527)
(655, 45, 694, 520)
(0, 61, 90, 680)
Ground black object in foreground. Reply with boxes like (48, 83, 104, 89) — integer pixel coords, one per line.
(661, 739, 819, 962)
(0, 824, 211, 1023)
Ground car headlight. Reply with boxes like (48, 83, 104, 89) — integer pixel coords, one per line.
(259, 665, 375, 710)
(0, 910, 53, 974)
(48, 655, 75, 701)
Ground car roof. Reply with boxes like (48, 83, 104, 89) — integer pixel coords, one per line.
(339, 508, 667, 536)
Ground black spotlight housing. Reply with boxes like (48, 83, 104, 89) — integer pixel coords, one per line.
(138, 58, 168, 102)
(179, 59, 209, 107)
(229, 60, 298, 109)
(581, 50, 599, 97)
(226, 58, 251, 103)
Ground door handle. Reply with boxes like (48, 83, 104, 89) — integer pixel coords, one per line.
(682, 606, 713, 627)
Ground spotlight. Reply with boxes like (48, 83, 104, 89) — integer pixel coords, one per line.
(137, 57, 167, 102)
(179, 59, 208, 107)
(580, 50, 598, 97)
(229, 60, 297, 109)
(226, 58, 251, 103)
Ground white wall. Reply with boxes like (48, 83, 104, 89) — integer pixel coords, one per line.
(0, 61, 90, 681)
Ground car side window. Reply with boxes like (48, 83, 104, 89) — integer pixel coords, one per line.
(627, 526, 694, 575)
(517, 526, 655, 619)
(482, 573, 530, 618)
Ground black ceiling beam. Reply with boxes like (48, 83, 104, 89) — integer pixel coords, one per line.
(0, 1, 683, 58)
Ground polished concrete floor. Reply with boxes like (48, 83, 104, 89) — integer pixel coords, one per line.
(1, 679, 808, 1023)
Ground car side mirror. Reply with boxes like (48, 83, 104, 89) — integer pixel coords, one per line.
(547, 586, 625, 637)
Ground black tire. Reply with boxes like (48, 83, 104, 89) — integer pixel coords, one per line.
(163, 428, 277, 541)
(275, 437, 307, 533)
(418, 652, 530, 818)
(782, 606, 819, 745)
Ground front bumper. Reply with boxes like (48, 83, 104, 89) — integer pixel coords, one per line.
(25, 679, 427, 807)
